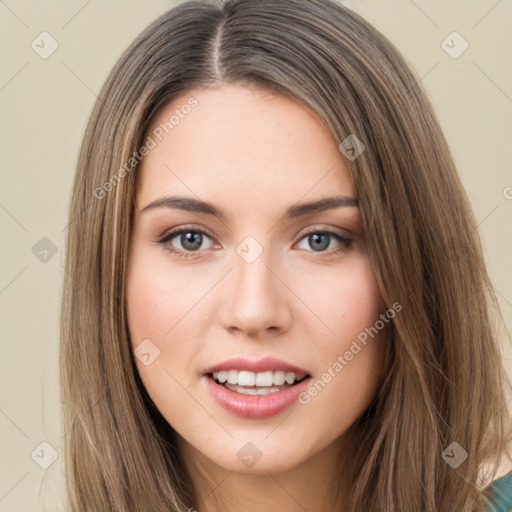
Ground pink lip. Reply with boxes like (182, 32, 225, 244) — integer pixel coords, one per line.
(203, 356, 310, 375)
(202, 374, 312, 419)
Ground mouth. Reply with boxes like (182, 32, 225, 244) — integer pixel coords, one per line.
(206, 370, 311, 396)
(202, 357, 313, 418)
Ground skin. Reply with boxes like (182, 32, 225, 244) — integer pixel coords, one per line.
(126, 83, 389, 512)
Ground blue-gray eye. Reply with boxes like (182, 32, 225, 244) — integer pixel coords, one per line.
(297, 231, 352, 253)
(308, 233, 330, 251)
(180, 231, 203, 251)
(159, 228, 215, 254)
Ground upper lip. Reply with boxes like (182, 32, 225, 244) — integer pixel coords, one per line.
(203, 356, 311, 376)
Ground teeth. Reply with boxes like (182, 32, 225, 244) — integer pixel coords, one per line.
(228, 384, 284, 395)
(238, 370, 256, 386)
(285, 372, 296, 385)
(212, 370, 306, 387)
(273, 371, 286, 385)
(256, 371, 273, 387)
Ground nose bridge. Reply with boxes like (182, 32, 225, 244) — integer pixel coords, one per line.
(234, 242, 273, 298)
(220, 235, 290, 335)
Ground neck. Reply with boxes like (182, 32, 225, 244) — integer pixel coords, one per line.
(178, 435, 350, 512)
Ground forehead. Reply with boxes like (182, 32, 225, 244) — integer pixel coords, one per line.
(137, 84, 355, 210)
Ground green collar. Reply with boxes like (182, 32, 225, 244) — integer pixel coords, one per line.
(487, 471, 512, 512)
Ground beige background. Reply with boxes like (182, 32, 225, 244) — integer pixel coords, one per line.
(0, 1, 511, 510)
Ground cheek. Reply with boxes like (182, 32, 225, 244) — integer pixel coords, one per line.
(125, 250, 210, 425)
(126, 270, 180, 345)
(336, 261, 387, 375)
(296, 257, 388, 410)
(299, 255, 385, 347)
(126, 246, 209, 347)
(125, 243, 223, 384)
(125, 250, 199, 398)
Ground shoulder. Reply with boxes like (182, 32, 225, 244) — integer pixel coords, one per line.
(486, 470, 512, 512)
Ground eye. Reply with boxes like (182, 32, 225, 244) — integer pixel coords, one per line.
(296, 228, 352, 255)
(156, 225, 353, 259)
(157, 225, 217, 258)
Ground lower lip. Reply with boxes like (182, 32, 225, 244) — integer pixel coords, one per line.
(203, 375, 311, 419)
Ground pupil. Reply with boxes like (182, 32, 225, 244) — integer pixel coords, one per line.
(182, 232, 202, 251)
(310, 233, 329, 251)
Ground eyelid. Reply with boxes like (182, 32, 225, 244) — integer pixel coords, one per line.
(157, 223, 216, 241)
(298, 224, 352, 239)
(157, 224, 350, 242)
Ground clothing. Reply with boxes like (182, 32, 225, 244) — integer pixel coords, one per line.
(487, 470, 512, 511)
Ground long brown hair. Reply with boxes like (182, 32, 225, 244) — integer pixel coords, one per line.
(60, 0, 512, 510)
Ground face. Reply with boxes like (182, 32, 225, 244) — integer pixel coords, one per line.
(126, 83, 389, 476)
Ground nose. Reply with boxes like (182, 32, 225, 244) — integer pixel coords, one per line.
(218, 245, 292, 338)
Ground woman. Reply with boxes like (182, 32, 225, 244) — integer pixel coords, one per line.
(60, 0, 512, 510)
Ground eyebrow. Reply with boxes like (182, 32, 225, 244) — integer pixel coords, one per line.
(140, 195, 358, 220)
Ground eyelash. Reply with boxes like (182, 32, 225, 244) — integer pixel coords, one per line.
(156, 224, 353, 260)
